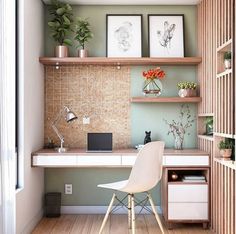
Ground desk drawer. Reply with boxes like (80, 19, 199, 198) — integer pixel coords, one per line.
(168, 184, 208, 202)
(77, 156, 121, 166)
(122, 155, 137, 166)
(33, 156, 77, 167)
(168, 202, 208, 220)
(163, 155, 209, 166)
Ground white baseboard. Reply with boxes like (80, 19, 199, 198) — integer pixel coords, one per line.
(61, 206, 162, 214)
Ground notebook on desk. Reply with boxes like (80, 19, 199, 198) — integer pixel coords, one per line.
(87, 133, 113, 152)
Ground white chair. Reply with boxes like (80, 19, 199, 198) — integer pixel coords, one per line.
(97, 141, 165, 234)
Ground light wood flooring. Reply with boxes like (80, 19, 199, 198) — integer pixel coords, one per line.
(32, 214, 213, 234)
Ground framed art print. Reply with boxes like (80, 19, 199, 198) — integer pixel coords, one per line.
(148, 14, 185, 57)
(106, 14, 142, 57)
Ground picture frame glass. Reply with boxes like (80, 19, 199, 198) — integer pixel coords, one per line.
(107, 15, 142, 57)
(149, 15, 184, 57)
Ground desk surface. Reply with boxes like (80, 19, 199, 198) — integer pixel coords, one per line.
(32, 148, 209, 156)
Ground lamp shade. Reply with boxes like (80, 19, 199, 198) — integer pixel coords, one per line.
(65, 107, 78, 123)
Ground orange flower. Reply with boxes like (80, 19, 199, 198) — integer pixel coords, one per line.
(142, 67, 165, 80)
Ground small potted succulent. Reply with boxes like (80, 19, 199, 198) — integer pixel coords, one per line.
(74, 17, 93, 57)
(224, 52, 231, 70)
(218, 139, 234, 159)
(48, 0, 73, 57)
(177, 81, 197, 98)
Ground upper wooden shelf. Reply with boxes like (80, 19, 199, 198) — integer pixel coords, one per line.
(130, 97, 202, 103)
(39, 57, 202, 66)
(217, 39, 232, 52)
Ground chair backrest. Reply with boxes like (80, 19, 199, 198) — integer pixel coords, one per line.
(123, 141, 165, 193)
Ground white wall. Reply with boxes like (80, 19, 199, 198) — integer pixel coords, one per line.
(16, 0, 45, 233)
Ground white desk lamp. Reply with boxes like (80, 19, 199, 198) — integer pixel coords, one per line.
(51, 106, 77, 153)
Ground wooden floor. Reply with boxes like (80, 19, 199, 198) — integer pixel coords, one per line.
(32, 214, 213, 234)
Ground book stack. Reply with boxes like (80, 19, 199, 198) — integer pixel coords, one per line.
(182, 175, 206, 183)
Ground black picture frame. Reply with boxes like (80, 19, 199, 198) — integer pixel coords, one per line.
(148, 14, 185, 57)
(106, 14, 143, 57)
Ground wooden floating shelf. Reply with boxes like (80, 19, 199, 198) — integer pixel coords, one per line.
(214, 132, 234, 138)
(130, 97, 202, 103)
(39, 57, 202, 66)
(217, 39, 232, 52)
(198, 113, 214, 117)
(198, 135, 214, 141)
(216, 68, 232, 78)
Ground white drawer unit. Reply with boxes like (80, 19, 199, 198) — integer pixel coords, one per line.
(163, 155, 209, 166)
(121, 155, 137, 166)
(168, 202, 208, 220)
(77, 155, 121, 166)
(168, 184, 208, 203)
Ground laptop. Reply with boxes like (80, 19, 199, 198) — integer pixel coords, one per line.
(87, 133, 113, 152)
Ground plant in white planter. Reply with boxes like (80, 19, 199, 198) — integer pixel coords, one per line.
(218, 139, 234, 159)
(224, 52, 231, 70)
(74, 17, 93, 57)
(48, 0, 73, 57)
(177, 81, 197, 98)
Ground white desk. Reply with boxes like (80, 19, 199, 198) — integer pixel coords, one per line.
(31, 148, 209, 168)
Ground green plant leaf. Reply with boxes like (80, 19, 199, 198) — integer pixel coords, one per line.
(63, 39, 72, 46)
(56, 8, 65, 15)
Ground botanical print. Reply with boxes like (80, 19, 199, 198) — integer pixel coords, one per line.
(107, 15, 142, 57)
(114, 21, 133, 52)
(157, 21, 176, 54)
(149, 15, 184, 57)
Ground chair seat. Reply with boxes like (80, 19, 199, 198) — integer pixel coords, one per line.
(97, 180, 128, 191)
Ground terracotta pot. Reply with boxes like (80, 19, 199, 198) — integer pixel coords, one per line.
(220, 149, 232, 159)
(55, 45, 68, 58)
(78, 49, 88, 58)
(224, 59, 231, 69)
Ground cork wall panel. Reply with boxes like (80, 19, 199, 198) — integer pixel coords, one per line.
(44, 65, 131, 149)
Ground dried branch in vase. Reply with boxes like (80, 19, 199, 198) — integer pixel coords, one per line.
(163, 104, 195, 150)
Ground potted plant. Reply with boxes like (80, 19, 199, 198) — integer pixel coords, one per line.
(218, 139, 234, 159)
(74, 17, 93, 57)
(205, 116, 213, 135)
(224, 52, 231, 70)
(142, 67, 165, 96)
(48, 0, 73, 57)
(177, 81, 197, 98)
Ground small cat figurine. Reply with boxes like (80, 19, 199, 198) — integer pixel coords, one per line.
(144, 131, 151, 144)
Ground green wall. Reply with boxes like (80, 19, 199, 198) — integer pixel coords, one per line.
(44, 5, 197, 206)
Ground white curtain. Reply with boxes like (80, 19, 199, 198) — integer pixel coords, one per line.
(0, 0, 16, 233)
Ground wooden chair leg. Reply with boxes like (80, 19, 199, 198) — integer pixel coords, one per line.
(128, 193, 131, 229)
(99, 193, 116, 234)
(131, 194, 136, 234)
(147, 193, 165, 234)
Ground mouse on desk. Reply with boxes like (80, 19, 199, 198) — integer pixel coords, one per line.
(144, 131, 151, 144)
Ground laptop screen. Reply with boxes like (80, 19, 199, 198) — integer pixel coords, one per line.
(87, 133, 113, 152)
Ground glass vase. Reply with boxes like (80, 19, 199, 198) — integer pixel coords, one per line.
(174, 135, 184, 150)
(142, 79, 162, 97)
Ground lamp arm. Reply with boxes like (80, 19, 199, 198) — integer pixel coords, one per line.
(52, 124, 64, 143)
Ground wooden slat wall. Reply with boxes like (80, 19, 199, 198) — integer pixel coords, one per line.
(216, 72, 234, 135)
(198, 138, 214, 228)
(214, 161, 236, 234)
(198, 0, 215, 115)
(198, 0, 235, 233)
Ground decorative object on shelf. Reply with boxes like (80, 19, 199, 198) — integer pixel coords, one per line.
(177, 81, 197, 97)
(224, 51, 231, 69)
(74, 17, 93, 58)
(44, 137, 56, 149)
(142, 67, 165, 96)
(218, 139, 234, 159)
(205, 116, 213, 135)
(170, 171, 178, 181)
(148, 14, 185, 57)
(106, 14, 142, 57)
(144, 131, 151, 144)
(51, 106, 78, 153)
(163, 104, 195, 150)
(48, 0, 73, 57)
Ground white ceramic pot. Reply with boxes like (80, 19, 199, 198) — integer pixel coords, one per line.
(220, 149, 232, 159)
(55, 45, 68, 58)
(178, 89, 197, 98)
(224, 59, 231, 69)
(78, 49, 88, 58)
